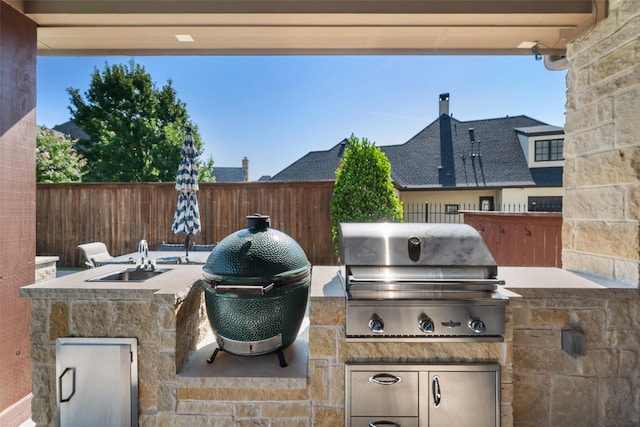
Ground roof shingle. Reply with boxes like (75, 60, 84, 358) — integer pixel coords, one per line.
(269, 114, 564, 189)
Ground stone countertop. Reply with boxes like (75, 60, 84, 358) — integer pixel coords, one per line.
(20, 264, 204, 299)
(499, 267, 609, 289)
(310, 265, 346, 298)
(35, 255, 59, 265)
(20, 264, 345, 299)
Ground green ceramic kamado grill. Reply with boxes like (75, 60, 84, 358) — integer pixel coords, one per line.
(202, 214, 311, 367)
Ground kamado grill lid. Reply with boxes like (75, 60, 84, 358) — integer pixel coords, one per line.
(203, 214, 311, 285)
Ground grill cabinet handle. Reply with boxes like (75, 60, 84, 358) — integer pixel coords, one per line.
(369, 422, 401, 427)
(369, 373, 402, 385)
(58, 367, 76, 403)
(432, 375, 441, 408)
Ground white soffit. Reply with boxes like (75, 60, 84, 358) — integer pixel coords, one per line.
(7, 0, 601, 55)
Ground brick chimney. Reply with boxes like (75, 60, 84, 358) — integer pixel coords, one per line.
(242, 157, 249, 181)
(439, 93, 450, 116)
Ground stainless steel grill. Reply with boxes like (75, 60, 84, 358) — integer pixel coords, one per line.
(339, 222, 508, 342)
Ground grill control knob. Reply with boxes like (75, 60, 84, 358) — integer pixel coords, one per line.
(469, 318, 486, 334)
(418, 314, 435, 333)
(368, 314, 384, 333)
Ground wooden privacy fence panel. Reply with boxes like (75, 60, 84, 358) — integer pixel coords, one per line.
(463, 211, 562, 267)
(36, 181, 338, 267)
(37, 182, 563, 269)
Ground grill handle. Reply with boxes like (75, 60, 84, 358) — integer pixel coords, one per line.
(215, 283, 275, 295)
(369, 422, 401, 427)
(432, 375, 441, 408)
(369, 373, 402, 385)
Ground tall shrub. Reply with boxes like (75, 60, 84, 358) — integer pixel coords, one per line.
(330, 134, 403, 253)
(36, 128, 86, 182)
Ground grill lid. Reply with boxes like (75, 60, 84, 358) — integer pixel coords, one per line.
(203, 213, 310, 285)
(339, 223, 498, 271)
(339, 223, 502, 295)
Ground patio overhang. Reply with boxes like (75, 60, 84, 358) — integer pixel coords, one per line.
(6, 0, 606, 56)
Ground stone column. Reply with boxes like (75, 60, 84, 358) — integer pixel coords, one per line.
(563, 0, 640, 286)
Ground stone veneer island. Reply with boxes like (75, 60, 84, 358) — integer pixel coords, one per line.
(22, 265, 638, 426)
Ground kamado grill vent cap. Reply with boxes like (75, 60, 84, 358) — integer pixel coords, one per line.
(203, 213, 310, 285)
(246, 213, 270, 229)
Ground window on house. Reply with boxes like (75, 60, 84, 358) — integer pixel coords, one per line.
(535, 139, 564, 162)
(445, 204, 459, 213)
(479, 196, 494, 211)
(528, 196, 562, 212)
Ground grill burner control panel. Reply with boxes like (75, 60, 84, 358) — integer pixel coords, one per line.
(346, 299, 506, 342)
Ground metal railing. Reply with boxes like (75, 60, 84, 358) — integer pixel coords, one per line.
(402, 202, 562, 224)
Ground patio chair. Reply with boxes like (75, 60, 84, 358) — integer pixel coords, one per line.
(192, 243, 217, 252)
(158, 241, 189, 251)
(78, 242, 113, 268)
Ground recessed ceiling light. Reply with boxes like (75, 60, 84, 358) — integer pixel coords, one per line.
(518, 41, 538, 49)
(175, 34, 194, 42)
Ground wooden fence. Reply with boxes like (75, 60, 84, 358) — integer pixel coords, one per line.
(37, 182, 563, 269)
(36, 181, 338, 267)
(463, 211, 562, 267)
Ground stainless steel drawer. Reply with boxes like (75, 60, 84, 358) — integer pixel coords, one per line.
(346, 363, 500, 427)
(349, 370, 419, 417)
(351, 417, 419, 427)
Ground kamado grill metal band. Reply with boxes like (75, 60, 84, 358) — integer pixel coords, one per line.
(203, 268, 311, 295)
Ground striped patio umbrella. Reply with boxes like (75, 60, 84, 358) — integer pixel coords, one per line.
(171, 128, 201, 256)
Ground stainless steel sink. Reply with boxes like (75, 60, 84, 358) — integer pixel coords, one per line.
(87, 268, 172, 282)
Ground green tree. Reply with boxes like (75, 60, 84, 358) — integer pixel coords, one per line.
(36, 128, 86, 183)
(67, 58, 205, 182)
(198, 155, 216, 182)
(330, 134, 403, 253)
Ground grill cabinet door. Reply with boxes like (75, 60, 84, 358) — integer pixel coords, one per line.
(56, 337, 138, 427)
(350, 370, 419, 417)
(424, 369, 499, 427)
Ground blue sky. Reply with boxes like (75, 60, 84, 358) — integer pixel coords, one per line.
(37, 56, 567, 180)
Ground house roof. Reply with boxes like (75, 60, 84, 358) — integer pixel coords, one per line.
(269, 138, 347, 181)
(212, 167, 246, 182)
(52, 120, 90, 141)
(270, 114, 564, 189)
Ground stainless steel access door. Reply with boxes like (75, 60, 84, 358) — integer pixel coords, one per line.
(56, 337, 138, 427)
(421, 368, 499, 427)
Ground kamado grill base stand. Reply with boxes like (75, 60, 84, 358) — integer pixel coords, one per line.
(206, 347, 288, 368)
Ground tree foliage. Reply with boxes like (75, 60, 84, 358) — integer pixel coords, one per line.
(67, 58, 206, 182)
(198, 155, 216, 182)
(330, 134, 403, 252)
(36, 128, 86, 183)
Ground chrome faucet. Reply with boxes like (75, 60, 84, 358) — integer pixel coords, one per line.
(138, 239, 148, 254)
(136, 240, 154, 271)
